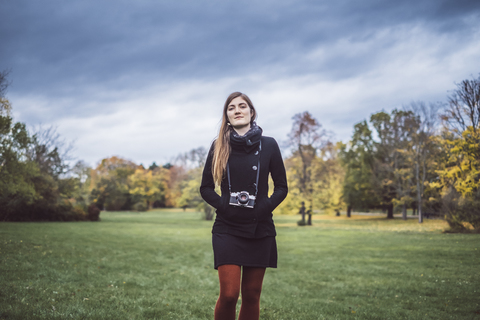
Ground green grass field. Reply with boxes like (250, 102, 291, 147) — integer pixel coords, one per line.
(1, 210, 479, 319)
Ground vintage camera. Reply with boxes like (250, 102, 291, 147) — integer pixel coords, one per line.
(229, 191, 256, 208)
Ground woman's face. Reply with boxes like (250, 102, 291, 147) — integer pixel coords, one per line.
(227, 96, 252, 129)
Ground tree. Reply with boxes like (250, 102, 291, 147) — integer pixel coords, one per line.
(149, 166, 170, 208)
(370, 111, 396, 218)
(339, 120, 378, 217)
(176, 147, 214, 220)
(0, 72, 87, 221)
(442, 74, 480, 136)
(27, 125, 72, 178)
(391, 110, 418, 220)
(310, 141, 345, 214)
(175, 147, 207, 169)
(435, 74, 480, 231)
(0, 114, 39, 221)
(177, 167, 214, 220)
(406, 102, 441, 223)
(369, 110, 418, 219)
(435, 127, 480, 230)
(148, 162, 159, 171)
(128, 168, 163, 209)
(68, 160, 92, 210)
(90, 156, 138, 210)
(285, 111, 328, 211)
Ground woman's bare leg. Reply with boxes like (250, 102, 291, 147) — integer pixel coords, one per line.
(215, 265, 241, 320)
(238, 267, 266, 320)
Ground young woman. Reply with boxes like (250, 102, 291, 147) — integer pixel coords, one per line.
(200, 92, 288, 320)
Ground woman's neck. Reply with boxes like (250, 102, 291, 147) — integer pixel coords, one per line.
(232, 123, 251, 136)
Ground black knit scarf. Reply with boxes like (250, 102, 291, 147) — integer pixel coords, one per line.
(230, 122, 263, 153)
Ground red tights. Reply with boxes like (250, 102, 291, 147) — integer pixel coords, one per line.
(214, 265, 266, 320)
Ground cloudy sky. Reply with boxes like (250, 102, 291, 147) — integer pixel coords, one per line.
(1, 0, 479, 167)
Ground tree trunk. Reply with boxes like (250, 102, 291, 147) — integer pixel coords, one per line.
(402, 202, 407, 220)
(387, 203, 394, 219)
(347, 206, 352, 218)
(416, 162, 423, 223)
(298, 140, 307, 194)
(418, 204, 423, 223)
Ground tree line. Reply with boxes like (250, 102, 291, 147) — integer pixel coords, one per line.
(278, 74, 479, 232)
(1, 70, 479, 231)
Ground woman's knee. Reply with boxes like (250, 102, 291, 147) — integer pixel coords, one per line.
(241, 267, 265, 303)
(217, 264, 241, 305)
(241, 286, 262, 303)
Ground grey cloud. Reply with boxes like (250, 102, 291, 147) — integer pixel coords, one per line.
(3, 0, 478, 95)
(1, 0, 479, 163)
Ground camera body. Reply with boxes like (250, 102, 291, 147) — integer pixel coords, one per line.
(229, 191, 256, 208)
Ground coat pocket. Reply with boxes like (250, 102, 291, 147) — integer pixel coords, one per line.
(253, 197, 273, 217)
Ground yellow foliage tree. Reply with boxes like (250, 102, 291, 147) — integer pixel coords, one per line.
(435, 127, 480, 196)
(128, 169, 160, 210)
(435, 74, 480, 231)
(276, 142, 345, 215)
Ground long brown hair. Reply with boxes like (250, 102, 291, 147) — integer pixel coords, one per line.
(212, 92, 257, 185)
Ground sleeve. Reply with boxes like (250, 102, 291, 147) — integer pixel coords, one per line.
(267, 139, 288, 210)
(199, 141, 223, 209)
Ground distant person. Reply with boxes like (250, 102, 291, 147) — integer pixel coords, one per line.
(200, 92, 288, 320)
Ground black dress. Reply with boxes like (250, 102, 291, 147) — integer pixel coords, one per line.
(200, 125, 288, 269)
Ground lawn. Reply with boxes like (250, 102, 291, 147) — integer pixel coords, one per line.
(0, 210, 479, 319)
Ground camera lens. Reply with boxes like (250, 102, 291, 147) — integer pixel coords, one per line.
(237, 192, 249, 205)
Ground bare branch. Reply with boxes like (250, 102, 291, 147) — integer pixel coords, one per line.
(27, 125, 75, 177)
(0, 69, 11, 99)
(442, 74, 480, 135)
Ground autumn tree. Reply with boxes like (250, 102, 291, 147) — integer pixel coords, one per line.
(0, 71, 87, 221)
(177, 167, 215, 219)
(0, 111, 38, 221)
(406, 101, 442, 223)
(90, 156, 138, 210)
(177, 147, 214, 220)
(369, 111, 397, 218)
(390, 110, 418, 220)
(285, 112, 328, 209)
(149, 165, 170, 208)
(435, 128, 480, 230)
(276, 111, 345, 215)
(435, 74, 480, 231)
(128, 166, 170, 210)
(309, 141, 345, 214)
(128, 169, 159, 210)
(339, 120, 378, 217)
(367, 110, 418, 218)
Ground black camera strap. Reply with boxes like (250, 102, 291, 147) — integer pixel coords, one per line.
(227, 141, 261, 198)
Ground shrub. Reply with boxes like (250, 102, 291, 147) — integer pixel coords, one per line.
(133, 202, 148, 212)
(441, 187, 480, 232)
(87, 203, 101, 221)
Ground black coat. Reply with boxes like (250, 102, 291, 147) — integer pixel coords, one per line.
(200, 136, 288, 238)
